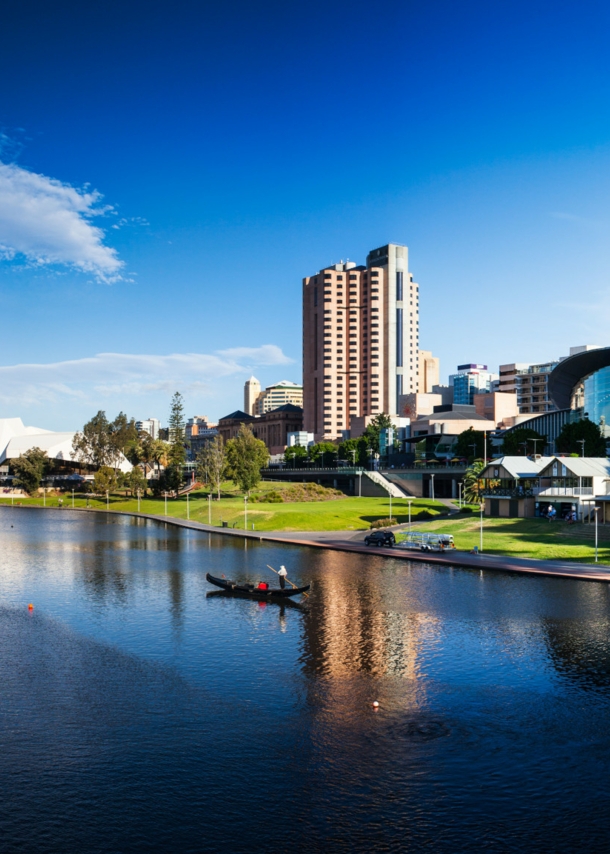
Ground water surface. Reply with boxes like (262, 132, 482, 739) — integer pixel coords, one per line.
(1, 507, 609, 853)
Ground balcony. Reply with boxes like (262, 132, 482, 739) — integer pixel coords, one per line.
(535, 486, 594, 497)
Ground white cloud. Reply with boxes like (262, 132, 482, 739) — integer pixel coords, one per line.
(0, 161, 123, 281)
(0, 346, 293, 408)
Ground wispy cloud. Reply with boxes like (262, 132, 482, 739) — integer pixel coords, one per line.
(0, 346, 293, 408)
(0, 161, 123, 282)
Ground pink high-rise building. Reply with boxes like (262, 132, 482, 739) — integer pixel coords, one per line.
(303, 243, 420, 441)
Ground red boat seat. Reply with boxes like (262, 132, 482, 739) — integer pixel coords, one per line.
(258, 582, 269, 590)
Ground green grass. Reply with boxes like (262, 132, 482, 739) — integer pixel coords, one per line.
(0, 481, 447, 532)
(409, 515, 610, 565)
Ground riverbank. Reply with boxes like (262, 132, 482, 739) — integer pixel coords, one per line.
(4, 503, 609, 582)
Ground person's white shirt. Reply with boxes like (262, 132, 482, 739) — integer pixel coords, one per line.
(278, 566, 287, 577)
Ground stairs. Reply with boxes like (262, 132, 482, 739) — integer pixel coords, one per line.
(364, 470, 405, 498)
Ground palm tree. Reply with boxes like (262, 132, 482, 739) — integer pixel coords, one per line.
(462, 459, 486, 504)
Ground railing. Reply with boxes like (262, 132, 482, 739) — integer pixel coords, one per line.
(481, 488, 535, 498)
(262, 466, 364, 475)
(535, 486, 594, 496)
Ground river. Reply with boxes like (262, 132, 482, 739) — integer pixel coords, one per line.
(0, 507, 609, 853)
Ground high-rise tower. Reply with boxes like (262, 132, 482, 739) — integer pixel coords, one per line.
(243, 376, 261, 416)
(302, 243, 420, 441)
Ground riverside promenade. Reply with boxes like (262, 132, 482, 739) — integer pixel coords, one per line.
(100, 508, 610, 583)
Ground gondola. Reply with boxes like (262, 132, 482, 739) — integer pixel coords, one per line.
(206, 589, 306, 611)
(206, 572, 310, 599)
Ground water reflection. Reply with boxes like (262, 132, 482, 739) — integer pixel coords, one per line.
(2, 507, 610, 852)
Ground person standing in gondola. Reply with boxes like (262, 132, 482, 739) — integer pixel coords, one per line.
(278, 565, 287, 589)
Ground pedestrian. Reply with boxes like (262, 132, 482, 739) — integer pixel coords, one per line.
(278, 565, 288, 589)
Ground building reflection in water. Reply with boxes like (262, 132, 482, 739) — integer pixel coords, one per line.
(299, 550, 439, 689)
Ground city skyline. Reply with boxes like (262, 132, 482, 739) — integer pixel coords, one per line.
(2, 0, 610, 429)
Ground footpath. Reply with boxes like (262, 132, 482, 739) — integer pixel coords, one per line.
(85, 508, 610, 584)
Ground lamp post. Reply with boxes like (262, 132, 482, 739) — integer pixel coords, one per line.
(578, 439, 585, 457)
(520, 441, 528, 457)
(106, 490, 109, 510)
(389, 488, 392, 522)
(430, 473, 435, 501)
(480, 501, 484, 552)
(187, 490, 190, 520)
(244, 495, 248, 530)
(43, 487, 46, 507)
(408, 500, 412, 530)
(351, 449, 357, 466)
(72, 488, 75, 508)
(208, 493, 212, 526)
(357, 470, 362, 497)
(530, 438, 540, 457)
(137, 490, 141, 512)
(458, 482, 463, 508)
(470, 443, 477, 462)
(164, 492, 167, 516)
(483, 430, 487, 464)
(595, 505, 599, 562)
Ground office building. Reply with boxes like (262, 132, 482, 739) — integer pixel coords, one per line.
(253, 380, 303, 415)
(217, 405, 303, 456)
(418, 350, 439, 394)
(449, 364, 498, 405)
(136, 418, 160, 439)
(244, 377, 261, 416)
(499, 345, 602, 416)
(302, 243, 420, 441)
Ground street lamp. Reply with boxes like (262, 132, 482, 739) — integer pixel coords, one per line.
(430, 473, 435, 501)
(164, 492, 167, 516)
(106, 490, 109, 510)
(187, 490, 190, 520)
(137, 489, 141, 512)
(529, 438, 540, 457)
(72, 488, 75, 508)
(244, 495, 248, 530)
(520, 441, 528, 457)
(458, 482, 463, 508)
(480, 501, 484, 552)
(408, 499, 413, 530)
(470, 443, 477, 462)
(595, 505, 599, 562)
(357, 470, 362, 497)
(208, 493, 212, 525)
(578, 439, 585, 457)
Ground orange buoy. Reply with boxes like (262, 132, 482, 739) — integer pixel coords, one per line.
(28, 603, 34, 611)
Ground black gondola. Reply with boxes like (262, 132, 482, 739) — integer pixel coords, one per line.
(206, 572, 310, 598)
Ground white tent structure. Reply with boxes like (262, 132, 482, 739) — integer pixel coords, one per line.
(0, 418, 131, 472)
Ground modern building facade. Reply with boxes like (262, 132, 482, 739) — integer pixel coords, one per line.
(253, 380, 303, 415)
(418, 350, 439, 394)
(243, 377, 261, 416)
(185, 416, 218, 460)
(136, 418, 161, 439)
(302, 243, 420, 441)
(449, 364, 498, 405)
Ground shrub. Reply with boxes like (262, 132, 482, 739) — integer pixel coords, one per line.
(459, 506, 473, 513)
(370, 517, 397, 529)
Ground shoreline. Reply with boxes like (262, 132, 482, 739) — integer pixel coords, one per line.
(3, 503, 610, 583)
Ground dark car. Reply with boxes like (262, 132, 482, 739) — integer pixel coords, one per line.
(364, 530, 395, 547)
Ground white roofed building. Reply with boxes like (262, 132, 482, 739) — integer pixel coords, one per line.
(0, 418, 131, 472)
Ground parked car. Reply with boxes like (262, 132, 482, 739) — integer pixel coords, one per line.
(364, 530, 396, 547)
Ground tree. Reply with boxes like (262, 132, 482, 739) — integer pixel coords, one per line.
(127, 467, 148, 497)
(168, 392, 187, 468)
(556, 418, 607, 456)
(196, 434, 226, 499)
(225, 424, 269, 495)
(338, 437, 368, 466)
(284, 443, 308, 467)
(362, 413, 393, 455)
(12, 447, 49, 494)
(462, 459, 486, 504)
(93, 466, 119, 495)
(309, 442, 338, 466)
(454, 428, 487, 461)
(73, 410, 138, 469)
(502, 427, 547, 456)
(148, 438, 169, 476)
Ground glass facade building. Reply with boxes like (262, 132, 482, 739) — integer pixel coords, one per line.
(582, 366, 610, 436)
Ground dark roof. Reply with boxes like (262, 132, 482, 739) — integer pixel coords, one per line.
(549, 347, 610, 409)
(263, 404, 303, 414)
(219, 410, 255, 422)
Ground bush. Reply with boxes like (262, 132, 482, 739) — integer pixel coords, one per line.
(250, 490, 284, 503)
(370, 517, 397, 529)
(459, 506, 473, 513)
(250, 482, 343, 503)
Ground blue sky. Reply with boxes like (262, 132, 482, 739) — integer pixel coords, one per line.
(1, 0, 610, 429)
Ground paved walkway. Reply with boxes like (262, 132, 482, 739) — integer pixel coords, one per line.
(93, 509, 610, 583)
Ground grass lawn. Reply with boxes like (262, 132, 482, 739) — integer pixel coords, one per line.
(0, 480, 447, 532)
(412, 513, 610, 565)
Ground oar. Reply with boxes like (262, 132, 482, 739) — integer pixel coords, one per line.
(267, 564, 310, 598)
